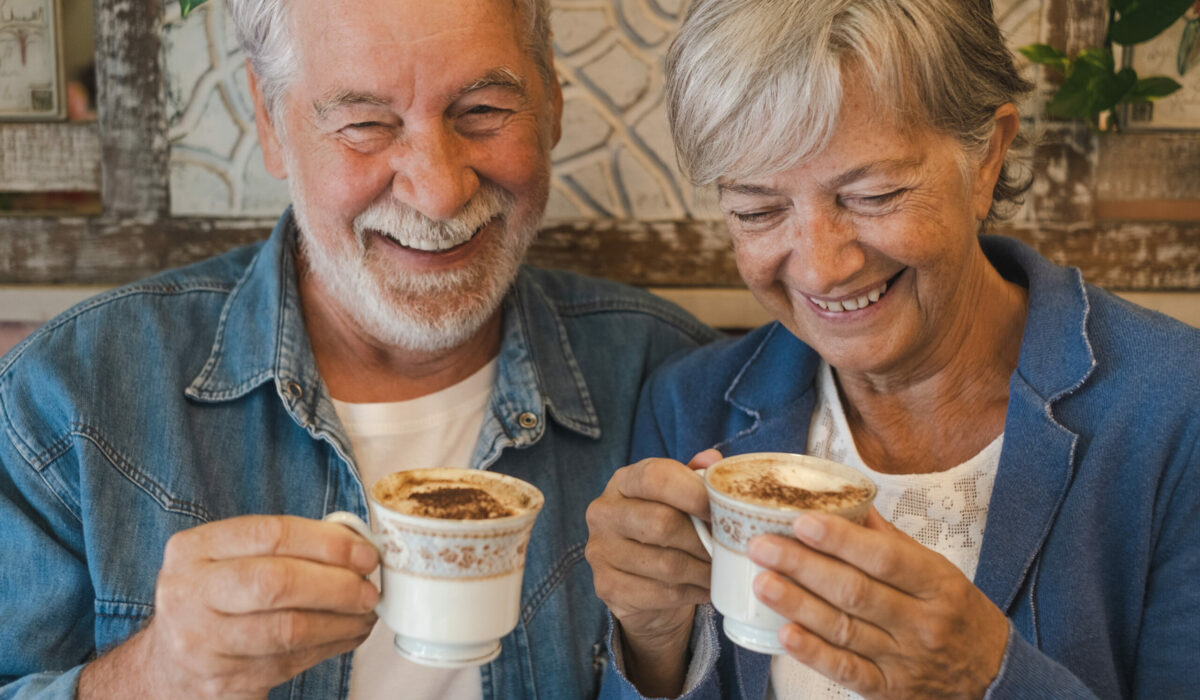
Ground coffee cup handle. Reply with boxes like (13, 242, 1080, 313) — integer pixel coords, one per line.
(323, 511, 386, 602)
(689, 469, 713, 556)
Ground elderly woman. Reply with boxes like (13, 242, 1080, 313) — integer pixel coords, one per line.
(585, 0, 1200, 698)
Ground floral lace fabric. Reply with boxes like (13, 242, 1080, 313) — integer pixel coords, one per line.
(768, 361, 1002, 699)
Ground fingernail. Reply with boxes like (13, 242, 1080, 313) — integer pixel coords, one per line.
(749, 537, 782, 566)
(755, 573, 783, 602)
(361, 581, 379, 610)
(794, 515, 824, 542)
(780, 624, 802, 648)
(352, 542, 378, 572)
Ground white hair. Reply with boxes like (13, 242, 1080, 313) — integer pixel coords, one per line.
(289, 176, 539, 353)
(666, 0, 1033, 222)
(226, 0, 554, 121)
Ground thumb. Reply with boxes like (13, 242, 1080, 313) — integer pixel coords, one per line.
(687, 449, 723, 471)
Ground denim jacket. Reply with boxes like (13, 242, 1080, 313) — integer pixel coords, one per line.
(0, 211, 719, 700)
(600, 235, 1200, 699)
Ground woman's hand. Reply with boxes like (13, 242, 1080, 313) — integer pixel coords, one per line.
(585, 449, 722, 697)
(748, 508, 1009, 700)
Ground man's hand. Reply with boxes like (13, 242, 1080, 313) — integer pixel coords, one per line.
(748, 508, 1010, 700)
(80, 515, 380, 699)
(585, 449, 721, 697)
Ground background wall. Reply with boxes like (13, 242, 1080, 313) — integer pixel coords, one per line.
(1, 0, 1197, 355)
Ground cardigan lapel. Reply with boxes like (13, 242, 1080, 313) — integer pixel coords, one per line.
(972, 236, 1097, 611)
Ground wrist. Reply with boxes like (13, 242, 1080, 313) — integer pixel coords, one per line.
(617, 614, 694, 698)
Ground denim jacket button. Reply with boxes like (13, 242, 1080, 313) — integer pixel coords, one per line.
(285, 381, 303, 399)
(518, 411, 538, 429)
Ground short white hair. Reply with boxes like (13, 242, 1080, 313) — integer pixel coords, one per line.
(666, 0, 1033, 222)
(226, 0, 554, 121)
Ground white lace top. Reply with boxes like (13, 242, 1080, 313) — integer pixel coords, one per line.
(767, 361, 1002, 699)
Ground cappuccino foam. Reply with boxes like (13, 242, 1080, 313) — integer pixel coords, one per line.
(709, 458, 870, 512)
(373, 470, 535, 520)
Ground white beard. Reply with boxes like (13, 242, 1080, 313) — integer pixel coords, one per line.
(289, 179, 540, 353)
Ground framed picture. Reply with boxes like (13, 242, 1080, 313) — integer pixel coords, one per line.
(0, 0, 65, 120)
(1117, 3, 1200, 131)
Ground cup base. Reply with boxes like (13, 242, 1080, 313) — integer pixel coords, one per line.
(393, 634, 502, 668)
(723, 618, 786, 655)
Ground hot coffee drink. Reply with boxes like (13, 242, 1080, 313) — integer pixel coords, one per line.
(708, 456, 871, 512)
(328, 467, 545, 667)
(692, 452, 876, 655)
(372, 469, 537, 520)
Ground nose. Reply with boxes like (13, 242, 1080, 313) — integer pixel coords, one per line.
(787, 205, 865, 294)
(388, 124, 481, 220)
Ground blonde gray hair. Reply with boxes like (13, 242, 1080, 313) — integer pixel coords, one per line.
(666, 0, 1033, 221)
(226, 0, 553, 121)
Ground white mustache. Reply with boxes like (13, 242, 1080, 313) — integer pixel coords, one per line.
(352, 185, 514, 251)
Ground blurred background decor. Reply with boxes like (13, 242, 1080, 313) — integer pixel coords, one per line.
(0, 0, 1197, 356)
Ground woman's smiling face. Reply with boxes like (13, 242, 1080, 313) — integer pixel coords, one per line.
(718, 71, 1011, 380)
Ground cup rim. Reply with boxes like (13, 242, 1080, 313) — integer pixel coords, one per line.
(703, 452, 876, 518)
(366, 468, 545, 528)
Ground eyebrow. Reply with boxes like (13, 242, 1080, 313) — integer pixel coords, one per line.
(311, 68, 529, 120)
(718, 158, 925, 197)
(312, 90, 391, 120)
(449, 67, 527, 103)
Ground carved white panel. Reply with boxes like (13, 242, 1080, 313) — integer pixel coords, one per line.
(164, 0, 1050, 221)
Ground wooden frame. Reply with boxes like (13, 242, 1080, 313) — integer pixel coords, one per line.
(0, 0, 66, 121)
(0, 0, 1196, 292)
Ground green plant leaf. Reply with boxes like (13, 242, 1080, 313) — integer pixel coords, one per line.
(1126, 76, 1183, 102)
(1109, 0, 1193, 46)
(1047, 50, 1132, 121)
(1019, 44, 1070, 73)
(179, 0, 208, 18)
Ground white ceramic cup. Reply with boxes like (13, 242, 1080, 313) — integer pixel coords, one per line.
(325, 468, 544, 668)
(689, 452, 876, 655)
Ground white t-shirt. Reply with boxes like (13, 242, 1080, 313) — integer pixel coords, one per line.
(768, 361, 1002, 699)
(332, 358, 498, 700)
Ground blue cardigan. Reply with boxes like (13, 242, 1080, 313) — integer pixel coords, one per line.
(601, 236, 1200, 699)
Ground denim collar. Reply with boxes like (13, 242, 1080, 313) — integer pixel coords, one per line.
(185, 210, 600, 462)
(722, 234, 1096, 418)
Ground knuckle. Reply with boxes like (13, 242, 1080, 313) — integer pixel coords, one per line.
(252, 516, 289, 554)
(274, 610, 307, 651)
(251, 559, 292, 608)
(642, 508, 678, 544)
(830, 651, 861, 686)
(831, 610, 857, 648)
(584, 500, 607, 532)
(654, 550, 688, 581)
(836, 573, 870, 612)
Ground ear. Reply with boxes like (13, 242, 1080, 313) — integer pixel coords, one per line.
(247, 60, 288, 180)
(971, 103, 1020, 221)
(544, 44, 564, 148)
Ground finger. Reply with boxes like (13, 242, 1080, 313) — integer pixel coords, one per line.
(588, 536, 711, 590)
(166, 516, 379, 575)
(612, 459, 710, 519)
(598, 496, 711, 561)
(789, 512, 940, 594)
(593, 564, 710, 619)
(213, 610, 378, 657)
(686, 449, 723, 470)
(194, 622, 375, 696)
(752, 569, 894, 658)
(777, 623, 885, 698)
(748, 534, 916, 631)
(201, 556, 380, 615)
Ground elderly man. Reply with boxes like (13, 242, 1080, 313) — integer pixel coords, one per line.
(0, 0, 716, 698)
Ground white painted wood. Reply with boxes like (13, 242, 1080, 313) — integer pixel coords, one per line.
(0, 123, 101, 192)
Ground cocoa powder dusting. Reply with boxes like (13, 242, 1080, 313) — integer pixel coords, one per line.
(409, 486, 514, 520)
(737, 475, 869, 511)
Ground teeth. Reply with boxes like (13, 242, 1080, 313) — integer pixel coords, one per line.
(381, 224, 483, 251)
(809, 280, 890, 314)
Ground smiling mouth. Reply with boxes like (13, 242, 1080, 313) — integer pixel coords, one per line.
(808, 270, 905, 313)
(373, 220, 492, 252)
